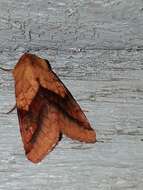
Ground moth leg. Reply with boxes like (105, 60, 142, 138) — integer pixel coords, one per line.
(0, 66, 13, 72)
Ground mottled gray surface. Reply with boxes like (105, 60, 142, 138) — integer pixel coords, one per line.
(0, 0, 143, 51)
(0, 0, 143, 190)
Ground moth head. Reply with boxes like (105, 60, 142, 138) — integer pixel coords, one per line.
(12, 53, 52, 77)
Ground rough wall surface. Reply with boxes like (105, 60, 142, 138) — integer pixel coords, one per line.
(0, 0, 143, 51)
(0, 1, 143, 190)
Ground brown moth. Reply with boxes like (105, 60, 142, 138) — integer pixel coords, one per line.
(8, 53, 96, 163)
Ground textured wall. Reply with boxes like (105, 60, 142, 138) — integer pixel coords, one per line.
(0, 1, 143, 190)
(0, 0, 143, 52)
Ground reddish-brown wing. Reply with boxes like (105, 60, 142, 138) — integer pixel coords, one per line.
(13, 53, 67, 111)
(17, 90, 60, 163)
(13, 53, 96, 163)
(41, 87, 96, 143)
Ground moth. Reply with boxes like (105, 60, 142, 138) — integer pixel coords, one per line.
(2, 53, 96, 163)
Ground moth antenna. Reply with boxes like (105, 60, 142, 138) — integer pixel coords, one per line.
(0, 66, 13, 72)
(6, 104, 17, 114)
(96, 140, 104, 143)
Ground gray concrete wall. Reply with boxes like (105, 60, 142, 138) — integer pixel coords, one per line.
(0, 0, 143, 52)
(0, 1, 143, 190)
